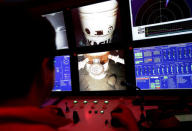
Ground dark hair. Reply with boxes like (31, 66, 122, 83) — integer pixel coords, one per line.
(0, 6, 56, 100)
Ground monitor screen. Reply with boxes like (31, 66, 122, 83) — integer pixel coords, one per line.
(78, 50, 126, 91)
(71, 0, 122, 47)
(42, 11, 69, 50)
(129, 0, 192, 40)
(134, 42, 192, 90)
(53, 55, 72, 92)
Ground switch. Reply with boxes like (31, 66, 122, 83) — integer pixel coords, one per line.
(83, 100, 88, 104)
(93, 100, 98, 104)
(104, 101, 109, 104)
(65, 102, 69, 112)
(73, 111, 80, 124)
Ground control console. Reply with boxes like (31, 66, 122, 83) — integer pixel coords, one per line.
(56, 96, 157, 131)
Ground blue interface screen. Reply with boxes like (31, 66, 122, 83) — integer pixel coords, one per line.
(53, 55, 72, 91)
(134, 43, 192, 90)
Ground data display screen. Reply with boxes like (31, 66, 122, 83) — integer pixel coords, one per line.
(42, 11, 69, 50)
(134, 43, 192, 90)
(78, 50, 126, 91)
(129, 0, 192, 40)
(71, 0, 122, 47)
(53, 55, 72, 91)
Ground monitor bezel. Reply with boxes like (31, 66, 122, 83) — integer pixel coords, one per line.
(29, 0, 136, 96)
(29, 0, 192, 97)
(74, 45, 136, 96)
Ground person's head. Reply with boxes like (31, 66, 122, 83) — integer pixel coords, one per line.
(0, 5, 56, 106)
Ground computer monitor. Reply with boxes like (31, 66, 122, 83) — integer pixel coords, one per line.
(42, 11, 69, 50)
(129, 0, 192, 41)
(71, 0, 122, 47)
(133, 42, 192, 90)
(53, 55, 72, 92)
(77, 50, 126, 91)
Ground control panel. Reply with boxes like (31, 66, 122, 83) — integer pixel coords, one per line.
(134, 43, 192, 90)
(56, 96, 157, 131)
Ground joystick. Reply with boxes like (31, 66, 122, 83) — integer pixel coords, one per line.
(65, 102, 69, 112)
(73, 111, 80, 124)
(56, 107, 65, 117)
(111, 108, 123, 128)
(111, 108, 123, 113)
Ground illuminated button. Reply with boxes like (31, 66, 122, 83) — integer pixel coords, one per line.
(104, 101, 109, 104)
(93, 100, 98, 104)
(83, 101, 88, 104)
(100, 110, 104, 114)
(74, 100, 78, 104)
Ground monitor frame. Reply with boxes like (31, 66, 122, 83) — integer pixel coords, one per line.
(30, 0, 136, 97)
(73, 45, 136, 96)
(29, 0, 192, 97)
